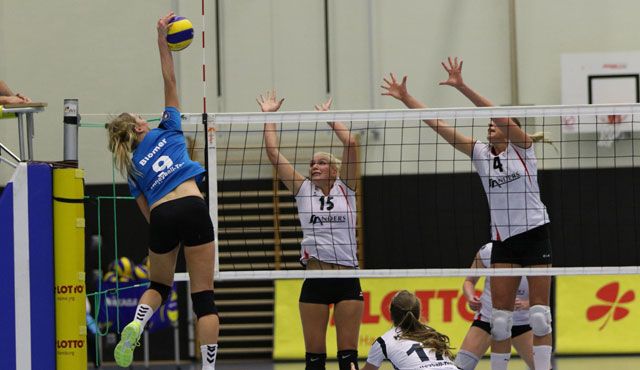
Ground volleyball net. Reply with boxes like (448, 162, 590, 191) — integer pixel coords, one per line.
(190, 103, 640, 280)
(77, 103, 640, 282)
(49, 102, 640, 363)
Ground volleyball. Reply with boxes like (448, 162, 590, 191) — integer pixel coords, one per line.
(103, 271, 131, 283)
(114, 256, 133, 278)
(103, 270, 116, 282)
(166, 290, 179, 322)
(167, 16, 194, 51)
(133, 264, 149, 280)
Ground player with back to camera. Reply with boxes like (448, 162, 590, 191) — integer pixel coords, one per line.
(382, 57, 554, 370)
(258, 91, 363, 370)
(455, 242, 534, 370)
(350, 290, 458, 370)
(106, 11, 219, 370)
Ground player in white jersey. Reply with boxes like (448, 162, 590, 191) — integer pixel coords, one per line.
(351, 290, 458, 370)
(455, 243, 534, 370)
(382, 57, 553, 370)
(259, 92, 363, 370)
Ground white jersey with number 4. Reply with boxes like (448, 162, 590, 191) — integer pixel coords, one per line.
(295, 178, 358, 267)
(472, 141, 549, 241)
(366, 327, 458, 370)
(476, 243, 530, 326)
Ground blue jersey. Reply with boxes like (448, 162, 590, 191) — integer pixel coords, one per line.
(128, 107, 205, 206)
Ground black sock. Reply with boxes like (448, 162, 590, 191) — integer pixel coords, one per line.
(338, 349, 358, 370)
(305, 352, 326, 370)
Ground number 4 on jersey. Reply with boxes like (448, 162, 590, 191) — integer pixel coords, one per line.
(493, 157, 504, 172)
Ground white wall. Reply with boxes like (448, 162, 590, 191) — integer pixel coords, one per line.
(1, 0, 639, 184)
(518, 0, 640, 170)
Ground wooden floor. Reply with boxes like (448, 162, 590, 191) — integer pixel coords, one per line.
(97, 355, 640, 369)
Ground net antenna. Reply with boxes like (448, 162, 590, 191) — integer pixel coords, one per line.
(179, 103, 640, 281)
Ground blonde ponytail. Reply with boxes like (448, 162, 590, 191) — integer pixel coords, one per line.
(512, 118, 558, 152)
(107, 113, 139, 178)
(529, 131, 559, 152)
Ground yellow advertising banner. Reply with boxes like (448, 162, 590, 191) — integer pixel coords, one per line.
(274, 277, 479, 359)
(556, 275, 640, 354)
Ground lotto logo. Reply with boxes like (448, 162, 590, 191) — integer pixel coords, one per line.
(55, 284, 84, 294)
(57, 339, 85, 349)
(329, 290, 476, 326)
(586, 282, 635, 330)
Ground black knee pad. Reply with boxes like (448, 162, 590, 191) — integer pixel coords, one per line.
(338, 350, 358, 370)
(191, 290, 218, 319)
(305, 352, 326, 370)
(148, 281, 172, 304)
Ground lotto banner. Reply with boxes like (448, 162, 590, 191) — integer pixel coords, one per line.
(556, 275, 640, 354)
(274, 277, 478, 359)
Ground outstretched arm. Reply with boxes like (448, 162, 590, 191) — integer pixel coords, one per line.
(381, 73, 474, 157)
(258, 90, 305, 194)
(157, 12, 180, 110)
(439, 57, 531, 148)
(315, 97, 358, 190)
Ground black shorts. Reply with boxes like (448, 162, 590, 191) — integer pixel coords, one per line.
(471, 319, 531, 338)
(491, 224, 552, 266)
(149, 196, 215, 254)
(299, 278, 364, 305)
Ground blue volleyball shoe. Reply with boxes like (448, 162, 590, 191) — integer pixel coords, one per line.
(114, 321, 142, 367)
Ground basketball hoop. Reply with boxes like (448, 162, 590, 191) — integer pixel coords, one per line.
(597, 114, 626, 148)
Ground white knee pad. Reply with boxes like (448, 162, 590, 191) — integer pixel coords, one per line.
(491, 309, 513, 341)
(529, 305, 552, 336)
(454, 349, 480, 370)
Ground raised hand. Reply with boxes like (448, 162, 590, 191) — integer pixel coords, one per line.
(157, 11, 175, 39)
(380, 73, 408, 101)
(439, 56, 464, 88)
(257, 89, 285, 113)
(314, 96, 333, 112)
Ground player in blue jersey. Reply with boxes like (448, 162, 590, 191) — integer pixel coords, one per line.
(106, 11, 219, 370)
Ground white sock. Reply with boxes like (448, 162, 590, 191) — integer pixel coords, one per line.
(533, 345, 552, 370)
(201, 343, 218, 370)
(133, 303, 153, 328)
(490, 352, 511, 370)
